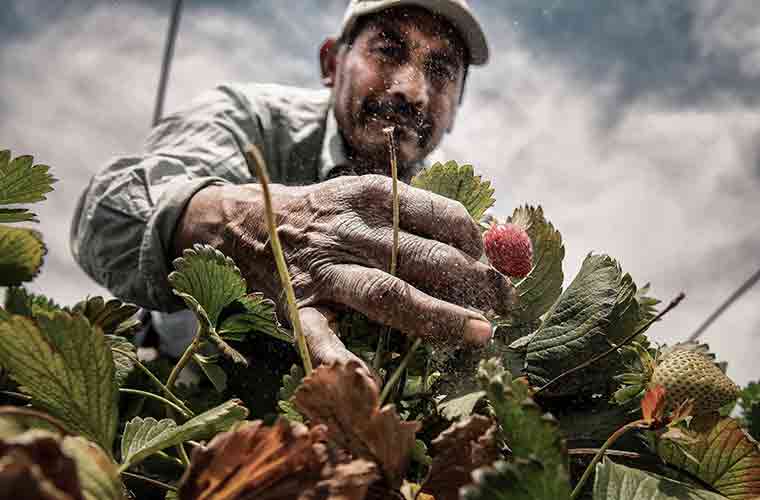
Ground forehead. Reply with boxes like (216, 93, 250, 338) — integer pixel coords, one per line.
(356, 7, 466, 57)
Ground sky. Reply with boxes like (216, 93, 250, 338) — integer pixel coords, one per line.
(1, 0, 759, 387)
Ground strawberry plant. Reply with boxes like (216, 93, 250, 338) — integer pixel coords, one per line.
(1, 145, 758, 500)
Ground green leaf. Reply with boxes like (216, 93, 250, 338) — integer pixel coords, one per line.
(106, 335, 136, 388)
(218, 293, 292, 343)
(119, 399, 248, 470)
(738, 381, 760, 439)
(193, 352, 228, 392)
(0, 150, 56, 206)
(62, 435, 125, 500)
(460, 459, 572, 500)
(656, 416, 760, 499)
(477, 358, 567, 471)
(4, 286, 61, 317)
(0, 312, 119, 450)
(508, 205, 565, 323)
(71, 296, 141, 336)
(410, 160, 495, 220)
(438, 390, 486, 421)
(593, 459, 725, 500)
(524, 253, 642, 397)
(168, 244, 247, 327)
(0, 225, 46, 285)
(0, 208, 38, 223)
(277, 363, 305, 422)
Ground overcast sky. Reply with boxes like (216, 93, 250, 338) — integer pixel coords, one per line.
(1, 0, 759, 386)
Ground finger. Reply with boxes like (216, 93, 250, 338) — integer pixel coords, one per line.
(350, 175, 483, 259)
(299, 306, 362, 366)
(323, 264, 494, 346)
(338, 226, 516, 316)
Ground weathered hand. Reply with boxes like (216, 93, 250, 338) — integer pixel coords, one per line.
(174, 174, 515, 366)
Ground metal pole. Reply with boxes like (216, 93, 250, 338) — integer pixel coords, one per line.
(687, 266, 760, 342)
(152, 0, 184, 127)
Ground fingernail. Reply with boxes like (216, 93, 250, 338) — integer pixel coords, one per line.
(464, 319, 493, 346)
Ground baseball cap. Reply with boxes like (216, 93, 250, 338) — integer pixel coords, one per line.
(340, 0, 489, 65)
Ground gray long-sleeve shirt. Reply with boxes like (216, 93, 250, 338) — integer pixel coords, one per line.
(71, 82, 440, 312)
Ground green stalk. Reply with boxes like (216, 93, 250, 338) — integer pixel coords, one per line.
(112, 348, 195, 418)
(380, 337, 422, 405)
(166, 322, 204, 391)
(119, 388, 192, 419)
(0, 405, 69, 435)
(570, 420, 645, 500)
(246, 144, 312, 375)
(177, 442, 191, 467)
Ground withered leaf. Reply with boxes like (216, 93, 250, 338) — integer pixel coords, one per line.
(293, 360, 421, 488)
(422, 415, 500, 500)
(178, 419, 328, 500)
(0, 430, 83, 500)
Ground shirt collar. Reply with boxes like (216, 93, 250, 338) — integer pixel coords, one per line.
(317, 105, 435, 182)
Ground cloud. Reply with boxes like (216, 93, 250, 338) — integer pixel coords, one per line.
(1, 0, 758, 386)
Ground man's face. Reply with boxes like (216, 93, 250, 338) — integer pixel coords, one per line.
(324, 7, 467, 175)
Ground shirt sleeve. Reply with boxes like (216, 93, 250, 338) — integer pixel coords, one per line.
(70, 85, 269, 311)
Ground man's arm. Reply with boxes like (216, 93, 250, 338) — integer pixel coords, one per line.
(70, 85, 266, 311)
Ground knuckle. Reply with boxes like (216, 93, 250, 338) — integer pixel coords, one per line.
(360, 274, 400, 305)
(358, 174, 392, 200)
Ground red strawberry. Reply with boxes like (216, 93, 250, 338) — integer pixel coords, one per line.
(483, 223, 533, 278)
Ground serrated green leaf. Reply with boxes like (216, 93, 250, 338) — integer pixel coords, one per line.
(460, 459, 572, 500)
(0, 312, 118, 450)
(477, 358, 567, 472)
(438, 390, 486, 421)
(0, 208, 38, 223)
(410, 160, 495, 220)
(71, 296, 141, 336)
(508, 205, 565, 323)
(0, 150, 56, 206)
(656, 416, 760, 499)
(62, 435, 125, 500)
(4, 286, 61, 317)
(593, 459, 725, 500)
(119, 399, 248, 470)
(106, 335, 135, 388)
(0, 225, 46, 285)
(525, 253, 642, 397)
(218, 293, 292, 343)
(168, 244, 247, 327)
(278, 363, 305, 422)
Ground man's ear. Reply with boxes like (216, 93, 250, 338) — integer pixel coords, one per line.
(319, 38, 339, 87)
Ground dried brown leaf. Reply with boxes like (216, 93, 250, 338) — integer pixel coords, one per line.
(178, 419, 328, 500)
(294, 360, 421, 488)
(0, 430, 83, 500)
(422, 415, 499, 500)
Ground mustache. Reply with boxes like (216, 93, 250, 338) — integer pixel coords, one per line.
(361, 98, 434, 146)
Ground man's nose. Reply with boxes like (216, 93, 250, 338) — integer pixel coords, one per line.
(387, 64, 429, 112)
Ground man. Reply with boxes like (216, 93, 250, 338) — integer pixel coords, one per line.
(71, 0, 514, 380)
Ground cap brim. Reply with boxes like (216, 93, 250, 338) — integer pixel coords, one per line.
(342, 0, 489, 65)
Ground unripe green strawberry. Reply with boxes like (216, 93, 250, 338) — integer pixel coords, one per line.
(650, 348, 740, 415)
(483, 223, 533, 278)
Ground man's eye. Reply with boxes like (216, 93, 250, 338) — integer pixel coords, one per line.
(375, 45, 402, 59)
(428, 62, 455, 83)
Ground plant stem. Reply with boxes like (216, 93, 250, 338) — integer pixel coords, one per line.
(570, 420, 644, 500)
(166, 322, 204, 391)
(119, 388, 192, 419)
(177, 442, 191, 467)
(0, 405, 69, 435)
(112, 348, 195, 418)
(0, 390, 31, 402)
(380, 337, 422, 405)
(246, 144, 312, 375)
(120, 471, 178, 492)
(536, 292, 685, 395)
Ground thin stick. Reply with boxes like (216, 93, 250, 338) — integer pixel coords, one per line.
(384, 126, 400, 276)
(0, 390, 31, 402)
(112, 348, 195, 418)
(121, 471, 178, 492)
(570, 421, 644, 500)
(0, 405, 69, 435)
(380, 337, 422, 405)
(119, 388, 192, 419)
(246, 144, 312, 375)
(536, 292, 685, 396)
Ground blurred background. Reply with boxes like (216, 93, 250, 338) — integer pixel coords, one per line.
(1, 0, 758, 386)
